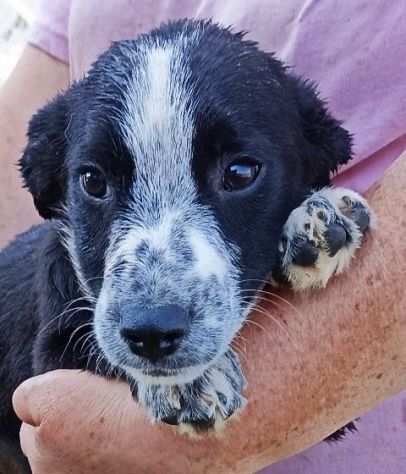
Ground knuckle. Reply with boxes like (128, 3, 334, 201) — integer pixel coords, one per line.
(36, 419, 63, 450)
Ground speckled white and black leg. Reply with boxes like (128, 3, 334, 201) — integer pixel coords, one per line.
(133, 350, 246, 433)
(276, 187, 373, 290)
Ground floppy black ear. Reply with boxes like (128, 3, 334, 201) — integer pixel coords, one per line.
(294, 78, 352, 187)
(19, 92, 70, 219)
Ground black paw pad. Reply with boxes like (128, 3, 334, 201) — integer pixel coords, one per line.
(325, 223, 349, 257)
(292, 239, 319, 267)
(162, 414, 180, 426)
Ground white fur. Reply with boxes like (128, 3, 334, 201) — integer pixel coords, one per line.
(120, 41, 196, 202)
(104, 210, 180, 276)
(188, 228, 227, 281)
(58, 222, 92, 298)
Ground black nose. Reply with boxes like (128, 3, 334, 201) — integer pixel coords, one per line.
(119, 305, 189, 362)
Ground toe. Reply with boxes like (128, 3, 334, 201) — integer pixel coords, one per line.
(341, 195, 371, 234)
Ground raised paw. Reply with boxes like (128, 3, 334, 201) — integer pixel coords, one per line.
(276, 187, 373, 290)
(134, 350, 246, 433)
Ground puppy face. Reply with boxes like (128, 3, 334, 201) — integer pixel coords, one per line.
(20, 20, 351, 384)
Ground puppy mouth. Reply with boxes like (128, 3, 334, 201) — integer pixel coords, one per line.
(123, 360, 212, 385)
(133, 367, 195, 385)
(142, 368, 181, 377)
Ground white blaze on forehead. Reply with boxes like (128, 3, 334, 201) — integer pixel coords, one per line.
(189, 228, 227, 281)
(119, 38, 198, 227)
(143, 47, 174, 128)
(120, 40, 195, 170)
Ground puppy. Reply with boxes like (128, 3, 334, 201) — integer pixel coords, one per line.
(0, 19, 371, 470)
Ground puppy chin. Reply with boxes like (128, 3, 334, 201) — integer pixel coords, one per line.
(124, 363, 210, 386)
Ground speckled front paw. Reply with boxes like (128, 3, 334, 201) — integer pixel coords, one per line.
(136, 350, 246, 433)
(277, 187, 372, 289)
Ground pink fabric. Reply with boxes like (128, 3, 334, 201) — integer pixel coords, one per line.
(29, 1, 406, 472)
(261, 394, 406, 474)
(29, 0, 406, 193)
(29, 0, 70, 63)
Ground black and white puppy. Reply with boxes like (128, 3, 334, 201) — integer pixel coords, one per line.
(0, 18, 371, 465)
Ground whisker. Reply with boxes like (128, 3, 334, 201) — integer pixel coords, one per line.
(57, 306, 94, 333)
(240, 288, 304, 319)
(242, 318, 271, 337)
(231, 337, 248, 364)
(36, 304, 93, 338)
(85, 343, 100, 370)
(72, 328, 95, 354)
(242, 294, 297, 321)
(59, 322, 94, 363)
(244, 305, 298, 349)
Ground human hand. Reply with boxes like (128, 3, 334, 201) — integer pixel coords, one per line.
(13, 370, 231, 474)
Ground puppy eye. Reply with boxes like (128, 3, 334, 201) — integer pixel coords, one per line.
(80, 169, 108, 198)
(223, 159, 261, 191)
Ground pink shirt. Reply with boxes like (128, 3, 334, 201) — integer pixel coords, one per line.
(29, 1, 406, 472)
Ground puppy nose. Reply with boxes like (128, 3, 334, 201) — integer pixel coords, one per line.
(119, 305, 189, 362)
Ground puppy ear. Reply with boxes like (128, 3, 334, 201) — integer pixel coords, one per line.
(294, 78, 352, 187)
(19, 92, 70, 219)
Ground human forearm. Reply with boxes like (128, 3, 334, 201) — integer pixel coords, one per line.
(13, 152, 406, 473)
(218, 152, 406, 471)
(232, 155, 406, 470)
(0, 45, 69, 246)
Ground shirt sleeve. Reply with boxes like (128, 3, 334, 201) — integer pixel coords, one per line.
(28, 0, 71, 64)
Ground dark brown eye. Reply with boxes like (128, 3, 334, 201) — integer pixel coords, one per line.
(223, 159, 261, 191)
(80, 169, 108, 198)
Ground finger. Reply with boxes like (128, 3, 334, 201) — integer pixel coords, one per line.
(13, 378, 42, 427)
(19, 422, 38, 460)
(12, 370, 82, 426)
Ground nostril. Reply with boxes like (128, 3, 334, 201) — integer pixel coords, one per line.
(119, 327, 185, 360)
(163, 330, 184, 344)
(159, 330, 184, 351)
(119, 304, 190, 361)
(120, 328, 146, 352)
(120, 328, 141, 344)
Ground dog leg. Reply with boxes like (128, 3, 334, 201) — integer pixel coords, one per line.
(276, 187, 373, 290)
(133, 350, 246, 433)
